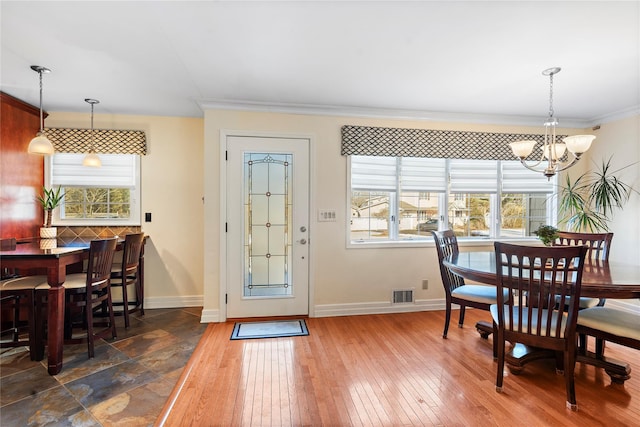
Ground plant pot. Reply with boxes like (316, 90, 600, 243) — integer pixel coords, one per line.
(40, 227, 57, 239)
(40, 238, 57, 249)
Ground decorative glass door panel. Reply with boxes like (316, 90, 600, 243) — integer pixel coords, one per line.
(244, 153, 293, 297)
(225, 135, 309, 318)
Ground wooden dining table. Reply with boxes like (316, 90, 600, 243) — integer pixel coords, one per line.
(0, 237, 145, 375)
(443, 250, 640, 383)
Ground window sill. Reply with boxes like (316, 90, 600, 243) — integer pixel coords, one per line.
(347, 237, 540, 249)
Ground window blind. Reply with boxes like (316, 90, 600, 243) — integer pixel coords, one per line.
(51, 153, 137, 188)
(501, 161, 554, 193)
(449, 159, 498, 193)
(351, 156, 397, 191)
(400, 157, 447, 192)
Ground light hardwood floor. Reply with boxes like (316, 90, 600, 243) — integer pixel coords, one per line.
(157, 309, 639, 426)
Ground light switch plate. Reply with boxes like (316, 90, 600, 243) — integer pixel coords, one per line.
(318, 210, 336, 222)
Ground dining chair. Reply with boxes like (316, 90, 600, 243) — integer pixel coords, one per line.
(554, 231, 613, 308)
(1, 276, 46, 360)
(555, 231, 613, 261)
(432, 230, 503, 347)
(107, 232, 145, 328)
(1, 238, 48, 360)
(576, 307, 640, 384)
(554, 231, 614, 355)
(492, 242, 588, 411)
(36, 238, 118, 358)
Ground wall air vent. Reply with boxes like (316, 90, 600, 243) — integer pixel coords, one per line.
(392, 289, 414, 304)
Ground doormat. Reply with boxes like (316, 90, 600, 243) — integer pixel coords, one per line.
(230, 319, 309, 340)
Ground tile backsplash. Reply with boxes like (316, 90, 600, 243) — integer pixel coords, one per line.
(57, 226, 142, 243)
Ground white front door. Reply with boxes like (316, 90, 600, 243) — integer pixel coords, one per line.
(225, 135, 310, 318)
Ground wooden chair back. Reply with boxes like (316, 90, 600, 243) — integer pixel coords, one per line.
(86, 238, 118, 294)
(432, 230, 464, 294)
(555, 231, 613, 261)
(495, 242, 588, 337)
(120, 233, 145, 277)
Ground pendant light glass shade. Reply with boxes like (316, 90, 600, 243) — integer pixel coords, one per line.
(27, 65, 54, 155)
(28, 133, 55, 155)
(564, 134, 596, 154)
(82, 98, 101, 167)
(82, 152, 102, 167)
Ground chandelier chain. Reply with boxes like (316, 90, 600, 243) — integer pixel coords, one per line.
(548, 72, 554, 119)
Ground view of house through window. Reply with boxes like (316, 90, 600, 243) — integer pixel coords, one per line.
(349, 156, 555, 243)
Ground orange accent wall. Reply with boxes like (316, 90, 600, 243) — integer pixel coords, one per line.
(1, 92, 45, 239)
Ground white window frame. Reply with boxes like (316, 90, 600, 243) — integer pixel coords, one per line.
(347, 156, 556, 248)
(45, 153, 141, 226)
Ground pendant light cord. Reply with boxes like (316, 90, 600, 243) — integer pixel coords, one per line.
(38, 70, 44, 132)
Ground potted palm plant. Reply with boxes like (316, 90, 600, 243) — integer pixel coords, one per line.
(558, 157, 637, 232)
(37, 186, 64, 239)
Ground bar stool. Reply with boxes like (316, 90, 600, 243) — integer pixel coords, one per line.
(109, 233, 145, 328)
(36, 238, 118, 358)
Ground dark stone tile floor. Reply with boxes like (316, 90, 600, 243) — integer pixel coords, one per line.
(0, 307, 206, 426)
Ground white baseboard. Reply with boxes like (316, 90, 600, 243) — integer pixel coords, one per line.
(144, 295, 204, 310)
(172, 297, 449, 323)
(200, 308, 221, 323)
(197, 299, 447, 322)
(149, 296, 640, 323)
(313, 299, 447, 318)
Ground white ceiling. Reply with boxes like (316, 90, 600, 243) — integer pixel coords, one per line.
(1, 1, 639, 127)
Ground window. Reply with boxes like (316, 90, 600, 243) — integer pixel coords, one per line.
(46, 153, 141, 226)
(349, 156, 555, 243)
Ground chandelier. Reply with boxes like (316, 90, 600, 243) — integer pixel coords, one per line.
(508, 67, 595, 179)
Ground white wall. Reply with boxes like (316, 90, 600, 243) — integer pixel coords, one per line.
(46, 109, 639, 319)
(582, 114, 640, 311)
(581, 115, 640, 265)
(46, 112, 205, 308)
(202, 109, 596, 321)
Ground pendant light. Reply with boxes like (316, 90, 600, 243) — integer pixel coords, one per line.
(27, 65, 54, 155)
(82, 98, 101, 167)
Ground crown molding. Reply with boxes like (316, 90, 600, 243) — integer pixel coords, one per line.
(198, 99, 603, 129)
(588, 105, 640, 128)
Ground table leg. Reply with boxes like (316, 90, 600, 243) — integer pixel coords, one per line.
(505, 343, 556, 374)
(46, 272, 65, 375)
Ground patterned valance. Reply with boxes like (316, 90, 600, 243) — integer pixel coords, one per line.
(341, 125, 565, 160)
(44, 127, 147, 155)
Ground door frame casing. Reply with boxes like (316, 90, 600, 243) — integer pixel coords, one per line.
(219, 129, 316, 321)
